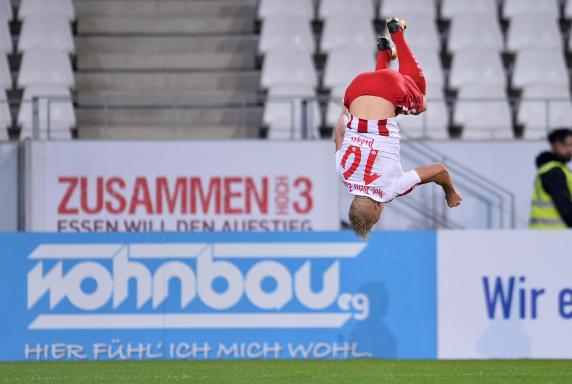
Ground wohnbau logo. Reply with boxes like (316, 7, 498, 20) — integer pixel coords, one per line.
(27, 242, 370, 330)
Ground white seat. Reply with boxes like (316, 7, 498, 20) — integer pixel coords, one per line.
(264, 85, 320, 139)
(261, 51, 317, 88)
(0, 90, 10, 134)
(412, 48, 445, 89)
(325, 85, 346, 128)
(0, 53, 11, 90)
(512, 49, 568, 88)
(19, 0, 75, 21)
(321, 15, 376, 52)
(449, 49, 506, 89)
(17, 49, 75, 89)
(18, 16, 75, 54)
(380, 0, 436, 18)
(507, 15, 562, 52)
(454, 85, 513, 140)
(259, 16, 314, 54)
(448, 14, 503, 53)
(319, 0, 374, 20)
(323, 48, 375, 89)
(258, 0, 314, 21)
(442, 0, 497, 18)
(0, 21, 11, 53)
(395, 14, 439, 51)
(517, 85, 572, 140)
(503, 0, 559, 19)
(18, 86, 75, 140)
(0, 0, 13, 22)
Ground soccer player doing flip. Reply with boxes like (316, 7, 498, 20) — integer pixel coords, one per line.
(335, 17, 463, 239)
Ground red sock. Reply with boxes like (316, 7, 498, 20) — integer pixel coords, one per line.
(375, 50, 391, 71)
(391, 29, 426, 95)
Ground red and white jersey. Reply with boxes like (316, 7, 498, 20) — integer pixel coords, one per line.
(336, 114, 421, 203)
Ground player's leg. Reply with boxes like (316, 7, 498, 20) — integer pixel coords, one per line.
(376, 36, 396, 71)
(387, 17, 426, 95)
(416, 163, 463, 208)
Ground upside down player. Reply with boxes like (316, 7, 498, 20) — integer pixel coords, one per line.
(335, 17, 463, 239)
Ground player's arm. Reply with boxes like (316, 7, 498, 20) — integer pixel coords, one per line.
(334, 105, 347, 151)
(416, 163, 462, 207)
(416, 163, 452, 188)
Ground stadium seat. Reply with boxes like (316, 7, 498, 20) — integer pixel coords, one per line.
(449, 49, 506, 89)
(319, 0, 375, 20)
(0, 21, 11, 54)
(507, 15, 562, 52)
(18, 86, 75, 140)
(503, 0, 559, 19)
(261, 51, 317, 89)
(0, 0, 13, 22)
(0, 90, 10, 135)
(259, 16, 314, 54)
(441, 0, 497, 18)
(19, 0, 75, 21)
(258, 0, 314, 21)
(398, 87, 449, 140)
(0, 53, 10, 90)
(264, 85, 320, 139)
(413, 48, 445, 89)
(397, 14, 440, 51)
(380, 0, 436, 18)
(321, 15, 376, 52)
(18, 16, 75, 54)
(325, 85, 345, 128)
(323, 48, 375, 89)
(447, 14, 504, 53)
(512, 49, 568, 88)
(17, 49, 75, 89)
(454, 85, 513, 140)
(517, 85, 572, 140)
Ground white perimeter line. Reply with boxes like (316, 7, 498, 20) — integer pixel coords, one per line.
(29, 313, 352, 330)
(214, 243, 366, 258)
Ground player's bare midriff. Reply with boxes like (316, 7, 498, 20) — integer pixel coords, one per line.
(349, 95, 396, 120)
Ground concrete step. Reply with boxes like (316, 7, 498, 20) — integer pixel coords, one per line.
(78, 52, 256, 71)
(76, 91, 260, 107)
(76, 106, 263, 126)
(78, 16, 255, 35)
(76, 35, 259, 55)
(76, 71, 260, 93)
(78, 124, 259, 140)
(75, 0, 257, 18)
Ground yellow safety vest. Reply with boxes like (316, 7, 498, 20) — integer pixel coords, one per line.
(529, 161, 572, 229)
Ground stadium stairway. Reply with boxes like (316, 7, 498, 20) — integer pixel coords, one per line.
(74, 0, 262, 140)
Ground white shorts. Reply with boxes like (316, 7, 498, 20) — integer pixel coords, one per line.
(336, 126, 421, 203)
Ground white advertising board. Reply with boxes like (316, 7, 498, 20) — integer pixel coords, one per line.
(27, 141, 339, 232)
(438, 231, 572, 358)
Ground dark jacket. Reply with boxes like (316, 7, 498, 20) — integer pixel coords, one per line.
(535, 152, 572, 227)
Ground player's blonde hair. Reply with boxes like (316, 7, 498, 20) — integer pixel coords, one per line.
(348, 197, 381, 240)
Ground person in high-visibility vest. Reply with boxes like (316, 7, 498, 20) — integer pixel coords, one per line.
(530, 128, 572, 229)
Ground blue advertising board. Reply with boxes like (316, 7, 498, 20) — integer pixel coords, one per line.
(0, 232, 436, 361)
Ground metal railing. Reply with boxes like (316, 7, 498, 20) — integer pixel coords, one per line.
(3, 95, 570, 141)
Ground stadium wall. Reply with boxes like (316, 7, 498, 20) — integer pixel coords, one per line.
(21, 141, 545, 232)
(0, 143, 18, 231)
(0, 231, 569, 361)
